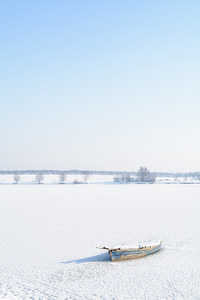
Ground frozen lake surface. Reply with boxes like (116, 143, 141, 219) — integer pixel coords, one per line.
(0, 184, 199, 299)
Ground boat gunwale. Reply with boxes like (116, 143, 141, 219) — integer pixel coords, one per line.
(108, 240, 162, 252)
(109, 244, 159, 253)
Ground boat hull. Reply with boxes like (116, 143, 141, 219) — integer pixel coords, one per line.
(109, 243, 161, 262)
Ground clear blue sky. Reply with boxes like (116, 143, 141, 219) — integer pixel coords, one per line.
(1, 0, 200, 172)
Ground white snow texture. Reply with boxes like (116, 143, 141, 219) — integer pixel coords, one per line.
(0, 183, 199, 299)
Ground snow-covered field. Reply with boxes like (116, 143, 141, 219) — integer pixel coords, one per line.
(0, 174, 115, 185)
(0, 184, 199, 299)
(0, 174, 199, 185)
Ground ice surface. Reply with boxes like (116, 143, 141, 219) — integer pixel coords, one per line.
(0, 184, 200, 299)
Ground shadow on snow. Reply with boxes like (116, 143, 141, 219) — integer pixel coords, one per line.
(61, 253, 110, 264)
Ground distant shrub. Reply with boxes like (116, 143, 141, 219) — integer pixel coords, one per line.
(74, 179, 80, 184)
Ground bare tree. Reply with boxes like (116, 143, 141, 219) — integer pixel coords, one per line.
(113, 174, 133, 183)
(35, 172, 44, 184)
(113, 175, 121, 182)
(14, 172, 20, 184)
(59, 171, 67, 184)
(83, 171, 90, 183)
(137, 166, 151, 182)
(125, 174, 131, 184)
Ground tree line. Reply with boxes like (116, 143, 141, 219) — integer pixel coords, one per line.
(113, 166, 156, 183)
(3, 168, 200, 184)
(13, 167, 155, 184)
(1, 169, 200, 178)
(12, 171, 90, 184)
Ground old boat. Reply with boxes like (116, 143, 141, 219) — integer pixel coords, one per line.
(97, 239, 162, 262)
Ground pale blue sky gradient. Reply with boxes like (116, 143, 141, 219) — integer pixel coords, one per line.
(1, 0, 200, 172)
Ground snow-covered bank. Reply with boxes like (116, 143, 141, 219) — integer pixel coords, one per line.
(0, 174, 200, 185)
(0, 185, 199, 299)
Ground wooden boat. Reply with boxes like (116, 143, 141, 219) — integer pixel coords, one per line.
(97, 239, 162, 262)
